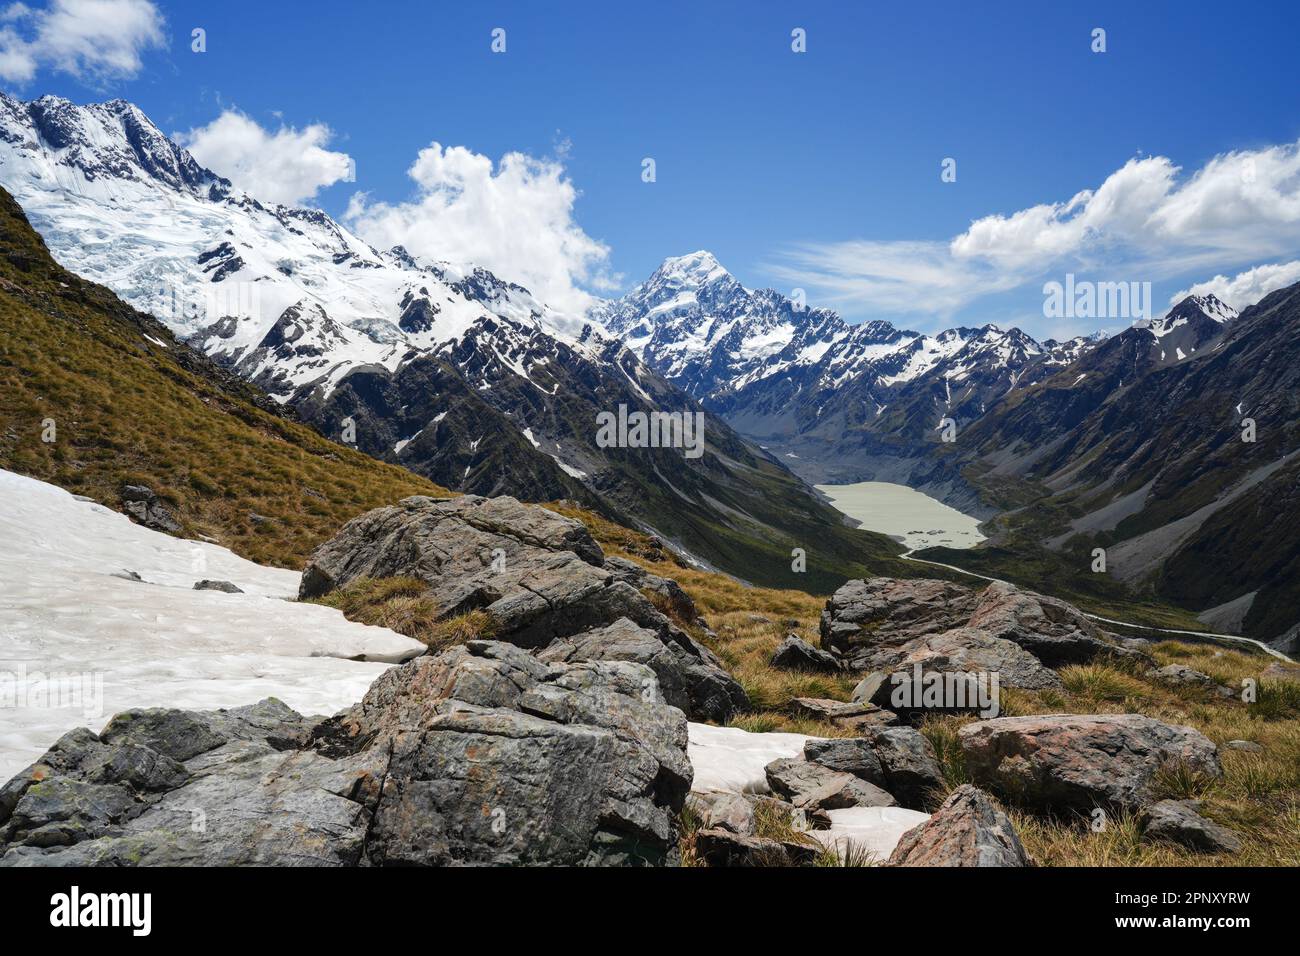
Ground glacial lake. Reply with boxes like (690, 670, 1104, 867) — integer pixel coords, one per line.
(816, 481, 986, 552)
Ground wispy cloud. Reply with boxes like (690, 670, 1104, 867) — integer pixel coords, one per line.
(0, 0, 164, 85)
(770, 140, 1300, 326)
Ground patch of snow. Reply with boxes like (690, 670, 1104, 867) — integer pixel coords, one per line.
(0, 470, 425, 782)
(686, 722, 928, 862)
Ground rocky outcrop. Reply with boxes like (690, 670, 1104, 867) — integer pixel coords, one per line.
(820, 578, 974, 662)
(765, 758, 896, 810)
(1139, 799, 1241, 854)
(602, 555, 697, 623)
(298, 495, 746, 721)
(0, 641, 693, 866)
(958, 714, 1222, 814)
(966, 581, 1147, 667)
(867, 727, 947, 811)
(119, 483, 181, 534)
(818, 578, 1146, 700)
(770, 634, 841, 673)
(860, 626, 1063, 694)
(888, 785, 1031, 867)
(537, 617, 746, 723)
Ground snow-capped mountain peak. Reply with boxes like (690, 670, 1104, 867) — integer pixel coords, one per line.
(0, 92, 615, 402)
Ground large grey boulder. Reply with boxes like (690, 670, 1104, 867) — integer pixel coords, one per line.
(959, 714, 1222, 814)
(888, 785, 1031, 867)
(965, 581, 1143, 667)
(1, 641, 693, 867)
(862, 626, 1063, 696)
(298, 495, 746, 721)
(765, 758, 896, 810)
(820, 577, 1144, 677)
(867, 727, 947, 811)
(819, 577, 975, 665)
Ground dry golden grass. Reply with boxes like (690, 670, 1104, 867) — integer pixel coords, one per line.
(312, 576, 496, 652)
(554, 505, 1300, 866)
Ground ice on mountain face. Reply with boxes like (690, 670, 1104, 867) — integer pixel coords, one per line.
(602, 252, 1099, 414)
(0, 92, 622, 404)
(0, 470, 425, 782)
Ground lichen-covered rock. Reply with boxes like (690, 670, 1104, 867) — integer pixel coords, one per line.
(819, 578, 975, 665)
(0, 642, 694, 867)
(888, 785, 1030, 867)
(959, 714, 1222, 814)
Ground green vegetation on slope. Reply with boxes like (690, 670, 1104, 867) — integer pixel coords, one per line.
(0, 188, 449, 567)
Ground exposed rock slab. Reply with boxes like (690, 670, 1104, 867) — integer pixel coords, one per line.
(1, 641, 693, 867)
(765, 757, 896, 810)
(959, 714, 1222, 814)
(1140, 799, 1241, 854)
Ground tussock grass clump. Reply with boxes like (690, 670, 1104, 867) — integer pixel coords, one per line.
(312, 576, 494, 652)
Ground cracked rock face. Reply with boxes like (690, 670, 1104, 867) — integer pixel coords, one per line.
(958, 714, 1222, 814)
(299, 494, 746, 721)
(0, 641, 693, 867)
(888, 785, 1031, 867)
(818, 577, 1138, 686)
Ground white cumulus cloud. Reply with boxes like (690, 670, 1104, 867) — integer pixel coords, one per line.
(772, 139, 1300, 325)
(344, 142, 613, 318)
(177, 110, 355, 207)
(0, 0, 164, 84)
(1171, 260, 1300, 311)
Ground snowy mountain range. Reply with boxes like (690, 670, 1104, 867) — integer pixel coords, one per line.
(594, 251, 1108, 485)
(0, 93, 908, 587)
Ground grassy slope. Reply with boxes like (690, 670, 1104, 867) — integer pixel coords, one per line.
(0, 189, 449, 566)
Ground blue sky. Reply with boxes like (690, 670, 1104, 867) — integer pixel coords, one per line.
(6, 0, 1300, 337)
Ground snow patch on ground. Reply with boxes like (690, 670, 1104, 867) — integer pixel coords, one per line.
(0, 470, 425, 782)
(686, 722, 928, 860)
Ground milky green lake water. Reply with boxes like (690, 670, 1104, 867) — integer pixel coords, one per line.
(816, 481, 985, 551)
